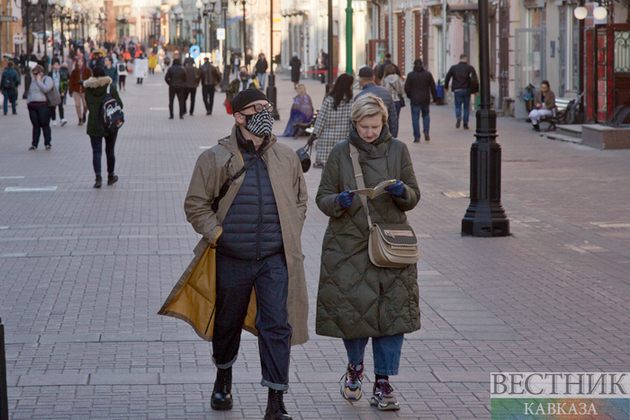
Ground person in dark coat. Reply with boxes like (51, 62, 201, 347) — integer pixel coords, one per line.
(84, 66, 123, 188)
(444, 53, 478, 129)
(254, 53, 269, 90)
(289, 53, 301, 89)
(375, 53, 401, 81)
(316, 93, 420, 411)
(1, 61, 20, 115)
(404, 59, 437, 142)
(49, 58, 70, 126)
(183, 59, 201, 116)
(199, 57, 222, 115)
(164, 58, 187, 119)
(354, 66, 398, 137)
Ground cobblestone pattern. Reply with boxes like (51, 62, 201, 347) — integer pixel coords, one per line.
(0, 70, 629, 419)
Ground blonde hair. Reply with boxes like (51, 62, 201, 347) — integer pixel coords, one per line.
(296, 83, 307, 94)
(351, 93, 388, 125)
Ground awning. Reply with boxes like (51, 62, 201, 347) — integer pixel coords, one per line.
(448, 3, 478, 11)
(220, 15, 243, 28)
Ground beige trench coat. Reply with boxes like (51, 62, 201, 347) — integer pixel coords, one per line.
(158, 127, 310, 346)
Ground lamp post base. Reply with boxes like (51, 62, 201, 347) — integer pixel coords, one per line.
(267, 73, 280, 121)
(461, 108, 510, 237)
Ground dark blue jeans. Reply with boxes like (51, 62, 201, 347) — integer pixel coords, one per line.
(410, 104, 430, 140)
(28, 103, 52, 147)
(454, 89, 471, 125)
(90, 133, 118, 176)
(213, 252, 292, 391)
(343, 333, 404, 376)
(3, 91, 17, 114)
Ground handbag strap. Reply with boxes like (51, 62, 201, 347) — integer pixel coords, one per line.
(211, 145, 266, 213)
(348, 143, 373, 227)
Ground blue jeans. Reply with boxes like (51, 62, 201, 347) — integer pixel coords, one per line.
(343, 333, 404, 376)
(410, 104, 430, 140)
(3, 91, 17, 114)
(454, 89, 471, 125)
(213, 252, 292, 391)
(257, 72, 266, 90)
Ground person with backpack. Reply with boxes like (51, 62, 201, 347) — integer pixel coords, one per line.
(117, 60, 128, 91)
(404, 59, 438, 142)
(164, 58, 187, 119)
(1, 61, 20, 115)
(84, 66, 123, 188)
(444, 53, 478, 130)
(183, 58, 201, 116)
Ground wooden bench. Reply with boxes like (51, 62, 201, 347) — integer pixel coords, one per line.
(538, 95, 582, 132)
(292, 109, 319, 138)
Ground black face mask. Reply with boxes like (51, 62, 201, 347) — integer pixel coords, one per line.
(239, 72, 247, 79)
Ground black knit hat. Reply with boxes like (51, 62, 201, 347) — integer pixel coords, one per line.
(231, 89, 268, 114)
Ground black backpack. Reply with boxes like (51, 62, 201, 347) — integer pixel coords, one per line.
(117, 62, 126, 73)
(98, 84, 125, 134)
(2, 75, 15, 90)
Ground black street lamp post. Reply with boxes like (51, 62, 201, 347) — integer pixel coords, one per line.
(23, 0, 32, 99)
(326, 0, 333, 92)
(266, 0, 279, 120)
(232, 0, 247, 56)
(461, 0, 509, 237)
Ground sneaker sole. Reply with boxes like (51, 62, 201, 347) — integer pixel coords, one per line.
(370, 396, 400, 411)
(341, 385, 362, 401)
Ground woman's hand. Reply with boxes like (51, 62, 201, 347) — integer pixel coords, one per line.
(337, 190, 355, 208)
(384, 180, 405, 197)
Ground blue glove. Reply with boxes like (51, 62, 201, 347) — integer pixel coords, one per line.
(337, 190, 355, 208)
(384, 180, 405, 197)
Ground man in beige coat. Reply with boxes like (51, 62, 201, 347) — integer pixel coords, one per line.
(159, 89, 308, 420)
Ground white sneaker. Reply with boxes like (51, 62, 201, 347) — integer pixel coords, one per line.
(61, 119, 67, 126)
(52, 120, 58, 126)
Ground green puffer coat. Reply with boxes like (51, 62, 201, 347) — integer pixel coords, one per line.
(315, 125, 421, 339)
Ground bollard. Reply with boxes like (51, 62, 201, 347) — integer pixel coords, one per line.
(0, 317, 8, 420)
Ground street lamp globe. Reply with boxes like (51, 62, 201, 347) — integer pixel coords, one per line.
(72, 4, 78, 12)
(160, 3, 170, 13)
(209, 0, 217, 4)
(31, 0, 39, 5)
(196, 0, 203, 9)
(59, 0, 65, 7)
(574, 6, 587, 20)
(593, 6, 608, 20)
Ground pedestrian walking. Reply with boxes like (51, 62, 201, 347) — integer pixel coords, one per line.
(245, 49, 253, 72)
(1, 61, 20, 115)
(117, 60, 128, 91)
(444, 53, 478, 130)
(310, 73, 354, 167)
(148, 50, 158, 74)
(164, 58, 187, 119)
(317, 49, 328, 84)
(84, 66, 123, 188)
(158, 88, 309, 420)
(289, 53, 301, 89)
(315, 93, 421, 411)
(404, 59, 438, 142)
(527, 81, 556, 132)
(375, 53, 401, 82)
(226, 66, 257, 107)
(69, 56, 92, 125)
(49, 58, 69, 126)
(232, 53, 240, 75)
(280, 84, 314, 137)
(183, 59, 201, 116)
(354, 66, 398, 137)
(381, 64, 405, 128)
(254, 53, 268, 90)
(27, 65, 55, 150)
(104, 56, 118, 86)
(200, 57, 222, 115)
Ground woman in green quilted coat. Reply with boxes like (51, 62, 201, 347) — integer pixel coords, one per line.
(316, 93, 421, 411)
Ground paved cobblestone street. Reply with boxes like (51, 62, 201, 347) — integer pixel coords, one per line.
(1, 71, 630, 419)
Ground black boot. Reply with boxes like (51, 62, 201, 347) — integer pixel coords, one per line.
(264, 389, 292, 420)
(93, 176, 102, 189)
(211, 367, 233, 411)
